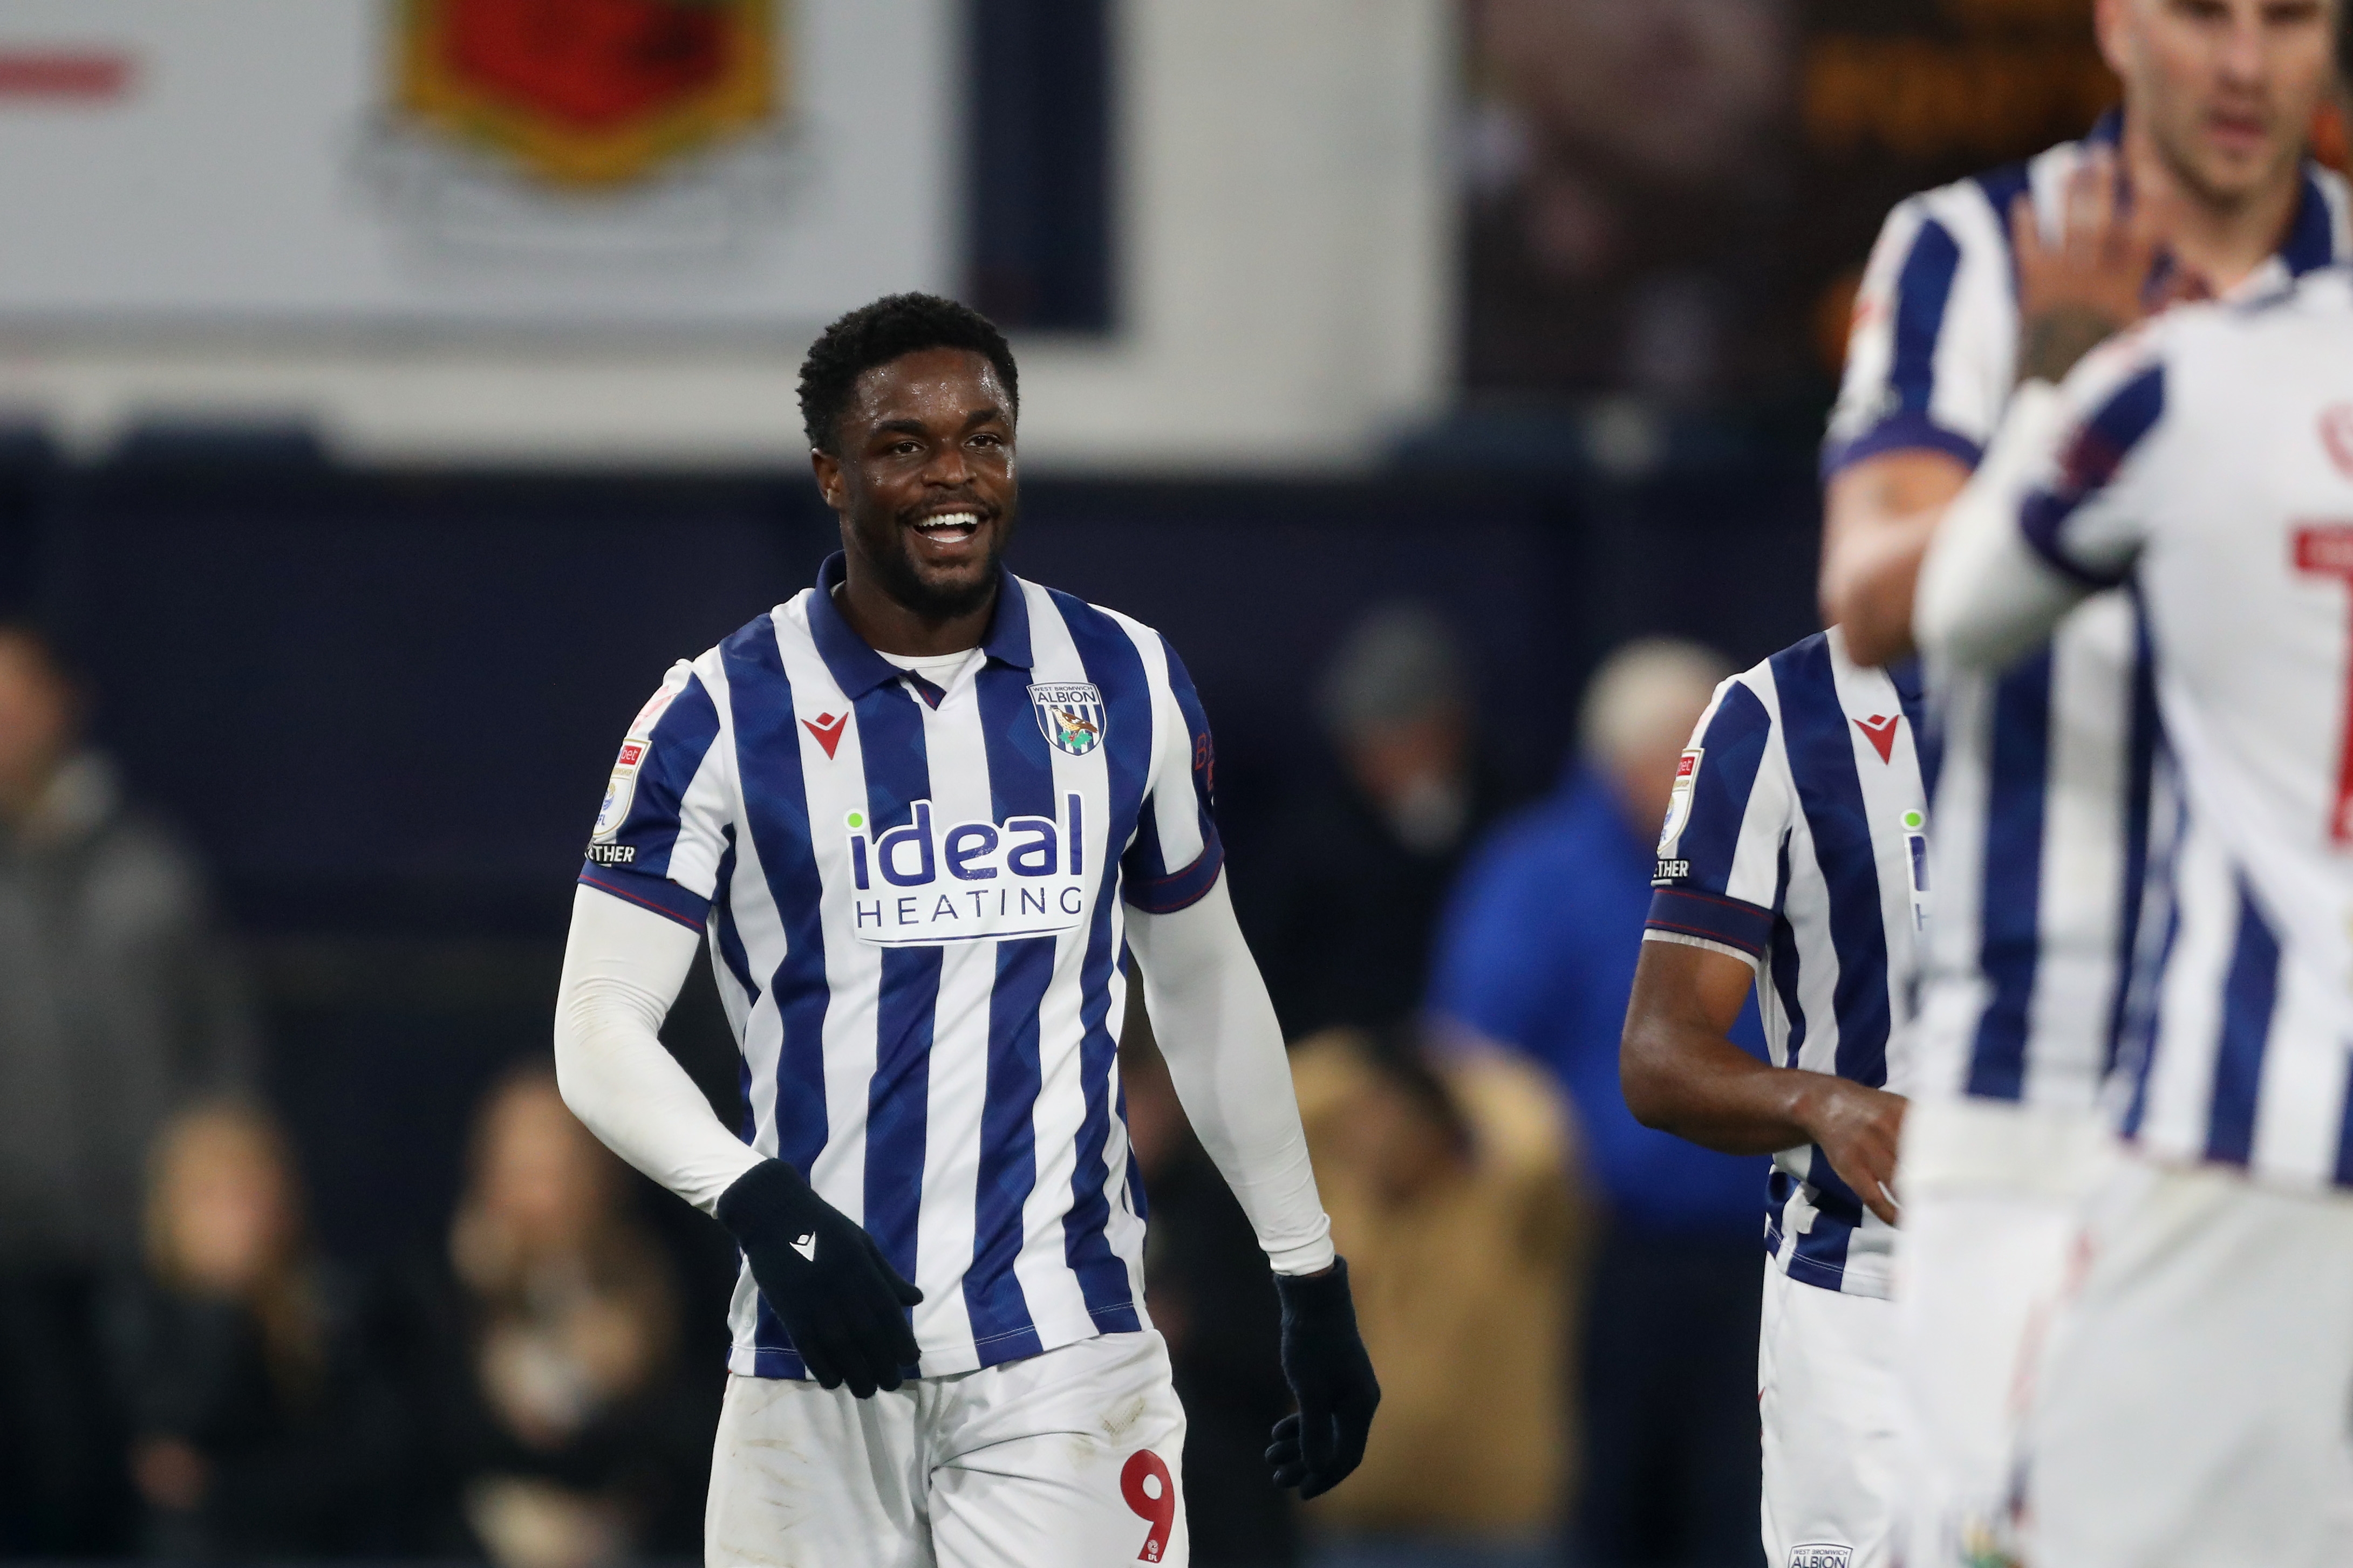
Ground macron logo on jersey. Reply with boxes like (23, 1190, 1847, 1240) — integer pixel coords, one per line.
(843, 795, 1088, 946)
(1854, 714, 1900, 764)
(802, 711, 848, 758)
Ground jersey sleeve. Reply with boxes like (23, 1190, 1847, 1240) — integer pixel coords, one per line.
(1644, 674, 1793, 968)
(1823, 191, 2015, 480)
(2013, 336, 2169, 588)
(577, 658, 733, 931)
(1122, 634, 1225, 914)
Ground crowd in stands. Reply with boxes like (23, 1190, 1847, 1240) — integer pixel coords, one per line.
(0, 610, 1767, 1567)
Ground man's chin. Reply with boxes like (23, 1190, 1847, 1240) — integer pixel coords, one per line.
(892, 557, 1000, 621)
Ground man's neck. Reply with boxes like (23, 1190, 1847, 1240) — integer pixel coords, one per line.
(2121, 119, 2305, 293)
(832, 572, 995, 658)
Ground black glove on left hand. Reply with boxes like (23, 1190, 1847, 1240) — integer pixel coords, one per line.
(1265, 1257, 1380, 1499)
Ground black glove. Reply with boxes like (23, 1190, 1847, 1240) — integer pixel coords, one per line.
(715, 1159, 924, 1399)
(1265, 1257, 1380, 1499)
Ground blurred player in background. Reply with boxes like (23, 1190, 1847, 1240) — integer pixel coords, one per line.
(1620, 628, 1930, 1568)
(1914, 248, 2353, 1568)
(1816, 1, 2345, 1559)
(550, 294, 1378, 1567)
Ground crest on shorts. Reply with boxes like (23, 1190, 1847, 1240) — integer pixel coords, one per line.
(1031, 683, 1107, 757)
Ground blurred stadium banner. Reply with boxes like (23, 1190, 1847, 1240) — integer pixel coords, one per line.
(0, 0, 956, 331)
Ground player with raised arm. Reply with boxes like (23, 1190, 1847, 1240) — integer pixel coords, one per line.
(1914, 255, 2353, 1568)
(1815, 2, 2345, 1559)
(1620, 630, 1931, 1568)
(550, 294, 1378, 1567)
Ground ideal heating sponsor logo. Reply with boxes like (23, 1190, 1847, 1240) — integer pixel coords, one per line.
(843, 795, 1089, 947)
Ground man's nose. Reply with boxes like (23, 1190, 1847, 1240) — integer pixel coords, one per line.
(924, 441, 973, 485)
(2215, 16, 2266, 86)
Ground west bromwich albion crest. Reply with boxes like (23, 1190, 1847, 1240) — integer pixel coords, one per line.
(1031, 683, 1107, 757)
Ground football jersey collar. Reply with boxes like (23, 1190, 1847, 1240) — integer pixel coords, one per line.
(807, 551, 1034, 699)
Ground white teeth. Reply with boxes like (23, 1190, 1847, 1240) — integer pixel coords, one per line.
(920, 511, 979, 532)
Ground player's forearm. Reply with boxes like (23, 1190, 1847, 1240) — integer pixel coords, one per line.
(1914, 381, 2085, 670)
(1821, 509, 1940, 666)
(554, 884, 764, 1214)
(1820, 449, 1974, 666)
(1125, 877, 1336, 1276)
(1621, 1011, 1821, 1155)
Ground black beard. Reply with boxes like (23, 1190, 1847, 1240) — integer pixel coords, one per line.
(864, 523, 1003, 621)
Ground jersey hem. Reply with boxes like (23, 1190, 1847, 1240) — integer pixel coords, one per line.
(729, 1302, 1145, 1381)
(1764, 1217, 1892, 1299)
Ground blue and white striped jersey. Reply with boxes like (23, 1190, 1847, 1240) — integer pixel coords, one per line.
(1646, 631, 1932, 1297)
(578, 554, 1225, 1378)
(1827, 113, 2351, 1115)
(1982, 272, 2353, 1192)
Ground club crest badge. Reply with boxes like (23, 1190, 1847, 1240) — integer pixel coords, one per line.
(1031, 683, 1107, 757)
(394, 0, 780, 189)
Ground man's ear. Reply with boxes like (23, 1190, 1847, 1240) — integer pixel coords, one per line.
(2091, 0, 2130, 79)
(810, 448, 846, 512)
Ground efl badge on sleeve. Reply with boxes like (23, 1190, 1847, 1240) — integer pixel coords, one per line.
(1656, 747, 1703, 855)
(395, 0, 780, 188)
(1031, 684, 1107, 757)
(592, 738, 650, 841)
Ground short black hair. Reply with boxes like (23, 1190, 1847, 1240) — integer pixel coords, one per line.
(797, 292, 1019, 454)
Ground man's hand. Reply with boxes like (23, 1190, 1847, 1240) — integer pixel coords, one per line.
(1624, 941, 1907, 1225)
(1791, 1077, 1907, 1225)
(715, 1160, 924, 1399)
(1265, 1259, 1380, 1499)
(2013, 150, 2186, 386)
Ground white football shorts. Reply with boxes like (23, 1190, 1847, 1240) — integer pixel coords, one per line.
(2021, 1156, 2353, 1568)
(1758, 1261, 1902, 1568)
(706, 1327, 1191, 1568)
(1892, 1094, 2114, 1568)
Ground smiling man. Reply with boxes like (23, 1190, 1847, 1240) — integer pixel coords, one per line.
(549, 294, 1377, 1567)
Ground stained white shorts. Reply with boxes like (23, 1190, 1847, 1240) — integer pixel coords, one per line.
(705, 1328, 1190, 1568)
(1892, 1095, 2116, 1568)
(2021, 1157, 2353, 1568)
(1758, 1262, 1902, 1568)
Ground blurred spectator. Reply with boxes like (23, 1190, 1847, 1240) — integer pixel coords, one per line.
(1126, 1008, 1299, 1567)
(109, 1101, 410, 1558)
(1241, 604, 1503, 1040)
(1430, 638, 1768, 1568)
(1288, 1026, 1580, 1568)
(412, 1068, 711, 1568)
(0, 624, 257, 1555)
(1462, 0, 1808, 403)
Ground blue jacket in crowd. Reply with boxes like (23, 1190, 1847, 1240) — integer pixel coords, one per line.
(1428, 765, 1767, 1235)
